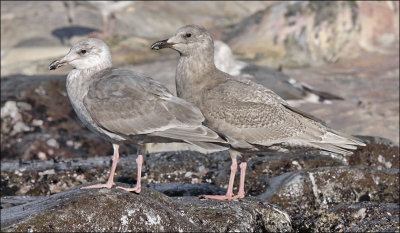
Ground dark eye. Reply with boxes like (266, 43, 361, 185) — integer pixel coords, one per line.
(80, 49, 87, 54)
(185, 33, 192, 38)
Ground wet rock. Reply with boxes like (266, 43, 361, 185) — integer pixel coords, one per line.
(0, 183, 225, 209)
(1, 184, 292, 232)
(1, 196, 46, 209)
(260, 166, 399, 216)
(294, 202, 399, 232)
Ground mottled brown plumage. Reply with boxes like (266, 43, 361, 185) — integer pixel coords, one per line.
(152, 25, 365, 200)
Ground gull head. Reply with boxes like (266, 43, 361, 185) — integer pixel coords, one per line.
(49, 38, 112, 71)
(151, 25, 213, 56)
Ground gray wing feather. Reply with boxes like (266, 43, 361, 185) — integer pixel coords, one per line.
(84, 68, 225, 143)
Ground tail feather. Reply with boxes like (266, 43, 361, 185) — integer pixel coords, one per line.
(310, 131, 365, 155)
(311, 142, 354, 156)
(327, 129, 366, 146)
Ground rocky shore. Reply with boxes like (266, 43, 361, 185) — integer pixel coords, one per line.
(1, 1, 398, 232)
(1, 135, 398, 232)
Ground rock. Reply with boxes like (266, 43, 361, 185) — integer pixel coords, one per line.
(282, 52, 399, 144)
(51, 25, 98, 45)
(123, 59, 178, 95)
(1, 196, 46, 209)
(0, 151, 230, 196)
(223, 1, 399, 67)
(1, 1, 271, 76)
(1, 1, 271, 47)
(0, 149, 345, 196)
(1, 101, 32, 136)
(349, 136, 399, 169)
(1, 185, 200, 232)
(174, 196, 292, 232)
(294, 202, 399, 232)
(144, 183, 226, 197)
(259, 166, 399, 216)
(237, 152, 346, 196)
(1, 184, 292, 232)
(2, 135, 398, 197)
(1, 46, 70, 76)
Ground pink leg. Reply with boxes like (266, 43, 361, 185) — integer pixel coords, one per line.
(81, 144, 119, 190)
(233, 161, 247, 199)
(116, 154, 143, 194)
(89, 14, 112, 40)
(202, 157, 237, 200)
(106, 14, 116, 36)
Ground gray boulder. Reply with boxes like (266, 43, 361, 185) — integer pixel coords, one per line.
(1, 184, 292, 232)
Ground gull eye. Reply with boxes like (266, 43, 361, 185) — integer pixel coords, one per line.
(80, 49, 87, 54)
(185, 33, 192, 38)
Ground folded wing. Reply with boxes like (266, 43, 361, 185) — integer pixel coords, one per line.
(84, 68, 226, 145)
(201, 78, 364, 154)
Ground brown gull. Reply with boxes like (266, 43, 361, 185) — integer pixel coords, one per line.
(151, 25, 366, 200)
(49, 38, 228, 193)
(213, 40, 343, 106)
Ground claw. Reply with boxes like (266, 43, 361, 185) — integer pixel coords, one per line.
(81, 181, 115, 190)
(116, 185, 141, 194)
(201, 194, 233, 201)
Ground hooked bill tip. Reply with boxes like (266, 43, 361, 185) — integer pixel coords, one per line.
(150, 39, 170, 50)
(48, 60, 60, 71)
(150, 43, 161, 50)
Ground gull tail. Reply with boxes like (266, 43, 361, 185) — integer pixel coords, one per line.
(312, 131, 366, 155)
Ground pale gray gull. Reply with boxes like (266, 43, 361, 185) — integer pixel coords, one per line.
(151, 25, 366, 200)
(213, 40, 343, 106)
(49, 38, 228, 193)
